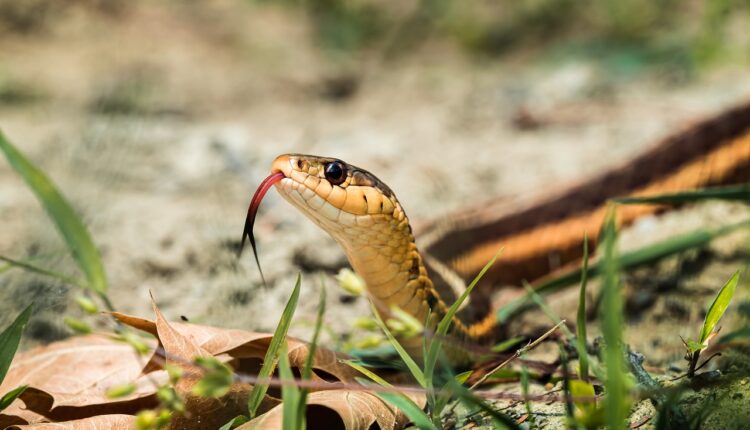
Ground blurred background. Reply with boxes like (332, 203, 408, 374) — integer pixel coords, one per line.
(1, 0, 750, 359)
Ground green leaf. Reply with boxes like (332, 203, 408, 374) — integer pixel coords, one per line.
(0, 131, 109, 296)
(0, 304, 33, 386)
(685, 339, 703, 354)
(699, 271, 741, 345)
(0, 385, 27, 412)
(614, 183, 750, 205)
(247, 273, 302, 418)
(498, 218, 750, 322)
(576, 234, 590, 381)
(454, 370, 473, 385)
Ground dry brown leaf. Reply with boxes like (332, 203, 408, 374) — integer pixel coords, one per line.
(8, 413, 135, 429)
(240, 389, 425, 430)
(0, 303, 408, 429)
(0, 408, 46, 428)
(112, 312, 359, 386)
(0, 335, 162, 422)
(150, 299, 209, 389)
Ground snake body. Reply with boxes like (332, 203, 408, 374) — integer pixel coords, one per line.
(248, 101, 750, 361)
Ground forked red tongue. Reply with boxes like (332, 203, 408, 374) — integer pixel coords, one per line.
(241, 171, 285, 286)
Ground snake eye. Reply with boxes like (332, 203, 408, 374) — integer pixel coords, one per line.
(324, 161, 346, 185)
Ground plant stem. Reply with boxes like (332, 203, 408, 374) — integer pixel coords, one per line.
(687, 351, 700, 378)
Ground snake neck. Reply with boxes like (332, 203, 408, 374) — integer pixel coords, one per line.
(335, 202, 495, 342)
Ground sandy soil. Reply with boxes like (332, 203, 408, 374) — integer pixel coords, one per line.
(1, 2, 750, 427)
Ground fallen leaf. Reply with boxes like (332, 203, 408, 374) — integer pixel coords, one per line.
(0, 335, 162, 422)
(151, 298, 209, 389)
(240, 389, 425, 430)
(9, 413, 135, 429)
(112, 312, 359, 385)
(0, 305, 421, 430)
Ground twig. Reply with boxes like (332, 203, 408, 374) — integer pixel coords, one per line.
(470, 320, 566, 389)
(443, 320, 566, 418)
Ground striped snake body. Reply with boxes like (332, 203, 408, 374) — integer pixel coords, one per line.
(245, 102, 750, 363)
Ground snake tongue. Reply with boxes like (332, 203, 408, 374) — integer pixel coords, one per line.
(241, 171, 285, 286)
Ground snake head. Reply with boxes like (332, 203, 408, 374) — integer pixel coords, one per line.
(242, 154, 406, 284)
(268, 154, 400, 231)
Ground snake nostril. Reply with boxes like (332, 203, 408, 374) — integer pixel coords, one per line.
(296, 159, 309, 170)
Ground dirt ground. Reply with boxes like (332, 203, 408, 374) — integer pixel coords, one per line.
(1, 1, 750, 427)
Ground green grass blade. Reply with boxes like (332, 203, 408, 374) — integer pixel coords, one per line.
(498, 218, 750, 322)
(352, 373, 431, 428)
(218, 415, 248, 430)
(436, 248, 503, 339)
(614, 183, 750, 205)
(421, 248, 502, 422)
(0, 255, 86, 288)
(0, 304, 33, 386)
(600, 207, 628, 430)
(370, 303, 426, 388)
(297, 283, 326, 423)
(0, 385, 27, 412)
(522, 282, 573, 339)
(454, 370, 472, 384)
(424, 248, 503, 385)
(278, 343, 301, 430)
(247, 273, 302, 418)
(491, 336, 524, 353)
(447, 379, 521, 430)
(577, 235, 590, 381)
(520, 359, 532, 420)
(371, 388, 436, 430)
(699, 270, 741, 344)
(345, 361, 394, 388)
(0, 131, 108, 296)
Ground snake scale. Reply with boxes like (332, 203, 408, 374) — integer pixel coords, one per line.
(243, 101, 750, 360)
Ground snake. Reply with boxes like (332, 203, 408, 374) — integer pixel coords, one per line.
(242, 101, 750, 361)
